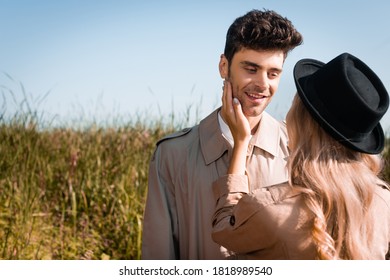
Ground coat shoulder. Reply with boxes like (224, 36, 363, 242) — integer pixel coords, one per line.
(151, 126, 199, 162)
(156, 127, 193, 147)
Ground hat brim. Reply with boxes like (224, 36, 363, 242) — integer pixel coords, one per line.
(293, 58, 385, 154)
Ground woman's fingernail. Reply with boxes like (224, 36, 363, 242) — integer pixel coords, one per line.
(233, 98, 239, 104)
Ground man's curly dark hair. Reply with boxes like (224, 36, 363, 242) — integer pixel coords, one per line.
(224, 9, 303, 63)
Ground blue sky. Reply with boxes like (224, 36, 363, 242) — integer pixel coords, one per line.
(1, 0, 390, 131)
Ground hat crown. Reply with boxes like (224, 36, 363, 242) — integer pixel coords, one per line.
(294, 52, 389, 154)
(308, 53, 388, 133)
(347, 60, 380, 109)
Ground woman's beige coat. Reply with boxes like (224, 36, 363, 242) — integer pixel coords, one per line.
(212, 174, 390, 259)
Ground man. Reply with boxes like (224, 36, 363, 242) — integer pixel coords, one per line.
(142, 9, 303, 259)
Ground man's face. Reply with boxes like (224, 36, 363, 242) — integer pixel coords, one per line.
(220, 49, 284, 118)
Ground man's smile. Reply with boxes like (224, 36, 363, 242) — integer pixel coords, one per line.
(244, 91, 269, 102)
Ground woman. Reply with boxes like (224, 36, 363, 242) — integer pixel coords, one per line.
(212, 52, 390, 259)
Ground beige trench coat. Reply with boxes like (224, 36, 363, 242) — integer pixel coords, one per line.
(212, 174, 390, 259)
(142, 108, 289, 259)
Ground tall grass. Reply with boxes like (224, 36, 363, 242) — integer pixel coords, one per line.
(1, 117, 166, 259)
(0, 83, 200, 259)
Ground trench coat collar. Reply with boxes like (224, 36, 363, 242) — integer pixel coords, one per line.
(199, 108, 283, 165)
(199, 108, 230, 165)
(251, 111, 282, 157)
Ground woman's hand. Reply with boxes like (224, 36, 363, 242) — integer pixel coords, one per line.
(221, 80, 251, 175)
(221, 80, 251, 145)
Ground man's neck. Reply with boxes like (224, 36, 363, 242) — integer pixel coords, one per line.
(248, 115, 262, 135)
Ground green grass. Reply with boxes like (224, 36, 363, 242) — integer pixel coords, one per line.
(0, 109, 183, 259)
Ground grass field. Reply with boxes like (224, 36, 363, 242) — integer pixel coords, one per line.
(0, 109, 182, 259)
(1, 101, 390, 259)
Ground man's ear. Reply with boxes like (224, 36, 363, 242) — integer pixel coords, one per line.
(219, 54, 229, 79)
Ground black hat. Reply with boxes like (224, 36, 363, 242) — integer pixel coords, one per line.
(293, 52, 389, 154)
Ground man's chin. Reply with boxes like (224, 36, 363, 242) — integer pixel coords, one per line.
(243, 110, 264, 119)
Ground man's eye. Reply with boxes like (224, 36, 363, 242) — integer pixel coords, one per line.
(269, 72, 279, 78)
(245, 68, 256, 73)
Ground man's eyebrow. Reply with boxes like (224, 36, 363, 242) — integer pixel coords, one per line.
(240, 61, 283, 72)
(241, 61, 260, 68)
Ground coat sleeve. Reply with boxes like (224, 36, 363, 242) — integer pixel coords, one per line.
(211, 174, 276, 254)
(211, 174, 249, 226)
(141, 144, 179, 259)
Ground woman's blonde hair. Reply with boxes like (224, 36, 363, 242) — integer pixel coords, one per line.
(286, 94, 386, 259)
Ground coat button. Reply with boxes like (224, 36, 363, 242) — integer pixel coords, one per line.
(229, 216, 235, 226)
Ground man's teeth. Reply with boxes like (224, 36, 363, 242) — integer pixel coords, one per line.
(246, 92, 264, 98)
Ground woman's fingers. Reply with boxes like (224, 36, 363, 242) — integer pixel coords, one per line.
(232, 98, 251, 142)
(223, 80, 233, 115)
(233, 97, 246, 121)
(221, 80, 234, 122)
(221, 81, 251, 143)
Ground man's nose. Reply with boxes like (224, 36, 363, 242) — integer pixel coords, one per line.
(253, 73, 268, 91)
